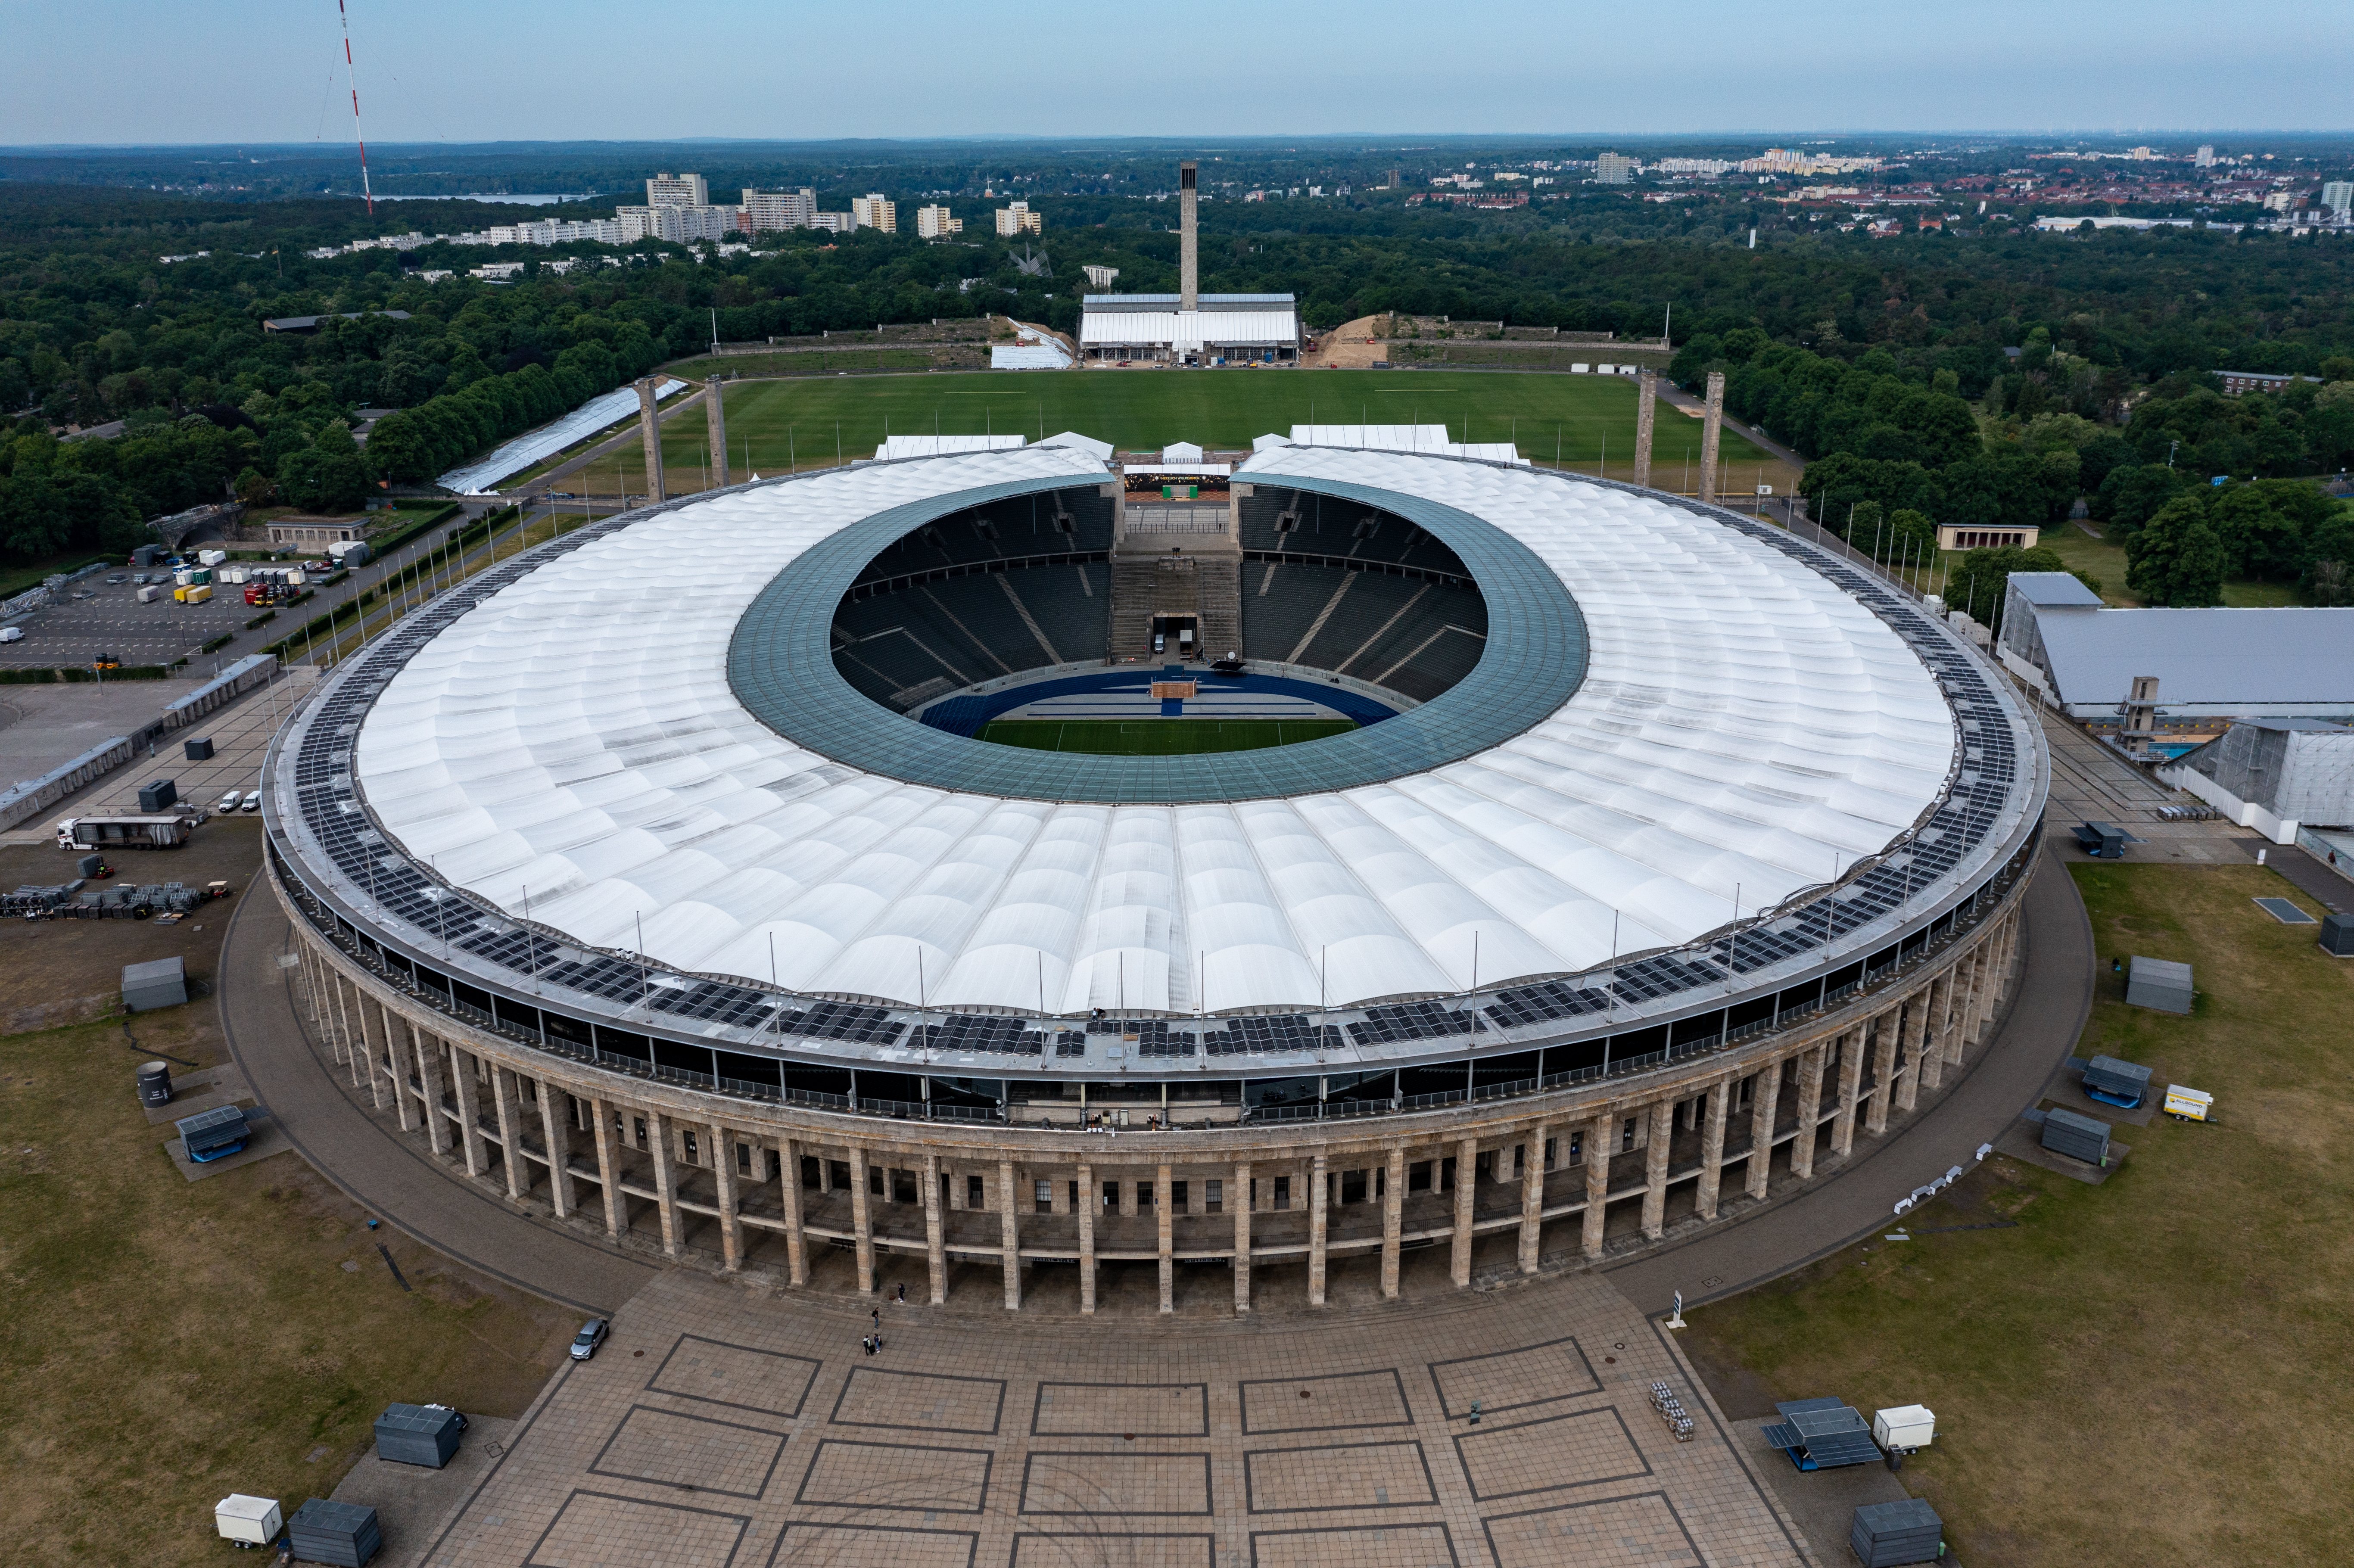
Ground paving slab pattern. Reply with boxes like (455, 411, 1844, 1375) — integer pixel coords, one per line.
(405, 1269, 1812, 1568)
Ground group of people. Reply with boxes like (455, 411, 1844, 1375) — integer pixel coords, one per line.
(861, 1283, 909, 1355)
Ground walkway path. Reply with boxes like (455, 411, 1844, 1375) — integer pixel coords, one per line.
(215, 883, 656, 1317)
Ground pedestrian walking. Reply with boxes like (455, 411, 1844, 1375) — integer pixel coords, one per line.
(897, 1283, 906, 1304)
(872, 1307, 881, 1330)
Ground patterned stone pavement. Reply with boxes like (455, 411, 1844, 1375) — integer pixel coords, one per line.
(406, 1268, 1809, 1568)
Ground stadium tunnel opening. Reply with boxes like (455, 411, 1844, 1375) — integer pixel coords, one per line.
(828, 481, 1491, 756)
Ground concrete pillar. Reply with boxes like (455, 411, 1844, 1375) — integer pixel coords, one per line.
(1641, 1101, 1673, 1239)
(335, 978, 374, 1105)
(451, 1045, 487, 1176)
(704, 382, 730, 489)
(780, 1137, 807, 1287)
(411, 1028, 450, 1156)
(648, 1108, 680, 1258)
(923, 1153, 946, 1304)
(850, 1146, 874, 1294)
(1866, 1008, 1902, 1136)
(710, 1123, 741, 1271)
(1380, 1148, 1404, 1299)
(1833, 1024, 1868, 1157)
(1450, 1135, 1478, 1288)
(1747, 1061, 1783, 1201)
(1582, 1112, 1613, 1258)
(489, 1065, 523, 1199)
(1077, 1160, 1097, 1315)
(589, 1095, 621, 1239)
(1158, 1164, 1176, 1314)
(1179, 160, 1199, 311)
(540, 1083, 573, 1218)
(1791, 1045, 1827, 1180)
(1697, 1079, 1731, 1220)
(1919, 971, 1952, 1094)
(1307, 1153, 1329, 1307)
(1517, 1123, 1549, 1274)
(997, 1158, 1022, 1310)
(1698, 370, 1725, 504)
(1232, 1160, 1253, 1315)
(1632, 370, 1658, 488)
(634, 378, 667, 504)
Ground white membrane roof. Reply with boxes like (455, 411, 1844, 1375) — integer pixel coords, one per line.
(355, 447, 1957, 1014)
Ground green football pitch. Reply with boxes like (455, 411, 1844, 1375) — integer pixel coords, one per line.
(978, 718, 1358, 755)
(572, 367, 1788, 495)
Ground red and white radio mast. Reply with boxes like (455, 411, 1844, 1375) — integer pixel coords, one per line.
(337, 0, 374, 215)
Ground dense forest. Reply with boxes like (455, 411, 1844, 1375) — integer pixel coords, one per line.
(0, 173, 2349, 599)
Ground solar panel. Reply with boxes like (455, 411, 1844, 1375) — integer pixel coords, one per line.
(2254, 897, 2316, 924)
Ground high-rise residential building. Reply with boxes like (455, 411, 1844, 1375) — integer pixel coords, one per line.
(645, 171, 709, 207)
(1595, 153, 1637, 185)
(2323, 181, 2354, 217)
(741, 188, 817, 231)
(995, 200, 1042, 236)
(810, 212, 853, 233)
(851, 194, 897, 233)
(616, 204, 740, 243)
(915, 205, 962, 238)
(2195, 145, 2217, 168)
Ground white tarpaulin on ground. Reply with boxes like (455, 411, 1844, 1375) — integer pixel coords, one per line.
(436, 378, 686, 495)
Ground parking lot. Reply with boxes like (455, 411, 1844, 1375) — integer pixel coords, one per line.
(0, 572, 271, 671)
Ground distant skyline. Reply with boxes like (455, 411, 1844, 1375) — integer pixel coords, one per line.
(7, 0, 2352, 146)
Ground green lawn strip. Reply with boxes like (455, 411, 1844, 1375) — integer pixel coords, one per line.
(613, 370, 1783, 479)
(979, 717, 1357, 755)
(1678, 864, 2354, 1567)
(0, 1009, 571, 1564)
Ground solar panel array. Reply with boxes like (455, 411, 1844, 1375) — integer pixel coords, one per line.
(912, 1014, 1044, 1055)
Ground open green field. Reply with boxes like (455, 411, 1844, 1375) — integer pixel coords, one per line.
(980, 717, 1357, 755)
(0, 1003, 573, 1564)
(1681, 862, 2354, 1567)
(563, 370, 1791, 498)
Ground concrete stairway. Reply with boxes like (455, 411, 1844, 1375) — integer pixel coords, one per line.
(1196, 555, 1242, 663)
(1108, 557, 1161, 661)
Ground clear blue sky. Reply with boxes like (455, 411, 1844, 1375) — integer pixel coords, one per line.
(8, 0, 2351, 145)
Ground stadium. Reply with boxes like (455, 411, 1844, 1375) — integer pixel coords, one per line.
(263, 432, 2046, 1314)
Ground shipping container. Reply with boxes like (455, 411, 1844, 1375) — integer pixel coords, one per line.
(137, 585, 163, 603)
(183, 584, 212, 604)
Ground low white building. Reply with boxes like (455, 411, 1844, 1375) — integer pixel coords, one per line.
(1079, 293, 1299, 366)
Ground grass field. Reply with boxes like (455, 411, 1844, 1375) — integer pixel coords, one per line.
(0, 1001, 573, 1564)
(1680, 862, 2354, 1567)
(557, 369, 1791, 498)
(980, 717, 1357, 754)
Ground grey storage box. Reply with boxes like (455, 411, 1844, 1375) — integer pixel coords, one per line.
(175, 1103, 249, 1160)
(374, 1403, 464, 1468)
(121, 955, 187, 1011)
(2040, 1106, 2111, 1167)
(2073, 820, 2125, 858)
(182, 735, 214, 761)
(1850, 1498, 1944, 1566)
(2321, 912, 2354, 958)
(138, 1060, 172, 1107)
(76, 853, 105, 878)
(2126, 955, 2192, 1014)
(2078, 1054, 2153, 1108)
(137, 778, 177, 812)
(289, 1498, 381, 1568)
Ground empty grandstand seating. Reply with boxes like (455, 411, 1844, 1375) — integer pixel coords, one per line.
(852, 488, 1115, 584)
(834, 562, 1109, 708)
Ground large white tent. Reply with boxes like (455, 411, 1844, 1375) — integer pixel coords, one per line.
(354, 445, 1954, 1015)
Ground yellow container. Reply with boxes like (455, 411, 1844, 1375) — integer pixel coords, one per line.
(173, 586, 190, 603)
(182, 584, 212, 604)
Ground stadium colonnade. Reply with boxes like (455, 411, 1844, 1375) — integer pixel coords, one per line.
(265, 440, 2047, 1313)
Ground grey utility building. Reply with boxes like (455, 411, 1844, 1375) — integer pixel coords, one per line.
(2160, 719, 2354, 842)
(1995, 572, 2354, 722)
(2127, 955, 2193, 1014)
(121, 956, 187, 1011)
(374, 1403, 464, 1468)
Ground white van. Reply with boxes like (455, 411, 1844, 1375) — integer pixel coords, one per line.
(0, 625, 22, 643)
(241, 790, 264, 813)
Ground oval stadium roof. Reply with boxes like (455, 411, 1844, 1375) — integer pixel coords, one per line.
(350, 446, 1957, 1015)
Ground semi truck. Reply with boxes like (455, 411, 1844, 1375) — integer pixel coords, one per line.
(55, 813, 196, 850)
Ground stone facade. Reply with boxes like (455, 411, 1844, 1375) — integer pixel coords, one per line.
(275, 856, 2026, 1316)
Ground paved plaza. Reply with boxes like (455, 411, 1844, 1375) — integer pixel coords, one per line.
(397, 1268, 1809, 1568)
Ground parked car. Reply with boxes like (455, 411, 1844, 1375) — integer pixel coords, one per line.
(106, 574, 127, 585)
(240, 790, 263, 813)
(569, 1319, 609, 1360)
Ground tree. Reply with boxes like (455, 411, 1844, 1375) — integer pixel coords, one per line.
(1946, 544, 2080, 634)
(2092, 464, 2187, 536)
(2126, 497, 2227, 607)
